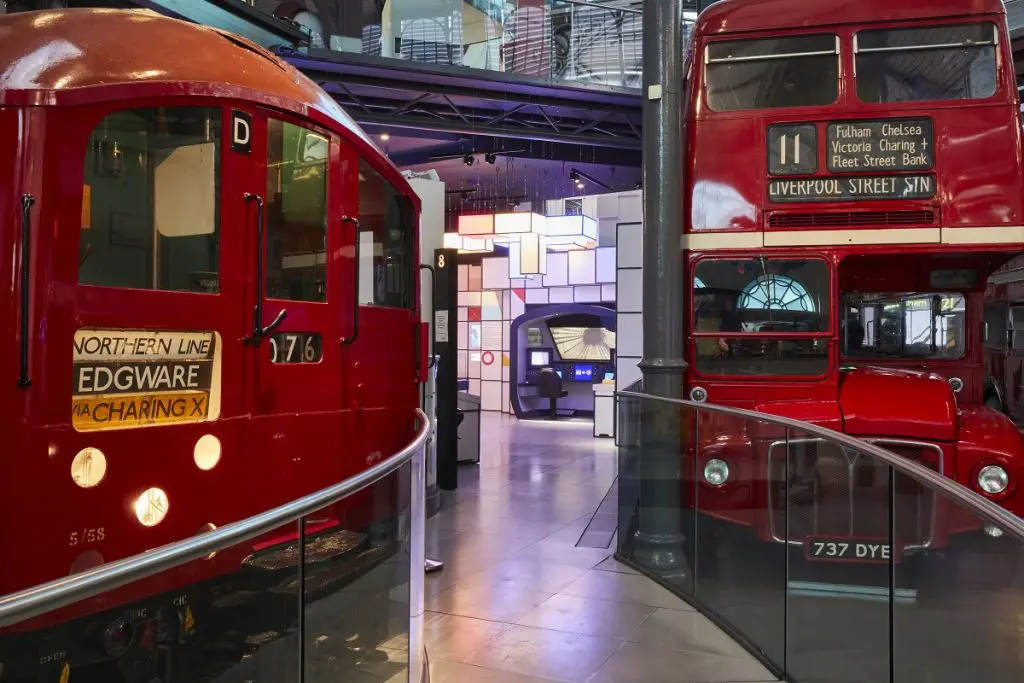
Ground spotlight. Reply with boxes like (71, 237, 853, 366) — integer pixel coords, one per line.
(484, 152, 497, 165)
(463, 154, 475, 167)
(380, 132, 390, 141)
(569, 170, 584, 189)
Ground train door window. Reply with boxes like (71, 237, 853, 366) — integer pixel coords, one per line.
(358, 160, 415, 309)
(80, 107, 220, 291)
(855, 23, 998, 103)
(1010, 307, 1024, 350)
(265, 119, 328, 303)
(984, 304, 1008, 350)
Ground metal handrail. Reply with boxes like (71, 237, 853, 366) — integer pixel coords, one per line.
(618, 391, 1024, 543)
(0, 409, 430, 628)
(559, 0, 643, 16)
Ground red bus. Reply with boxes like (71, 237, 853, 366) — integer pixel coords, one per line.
(684, 0, 1024, 562)
(0, 9, 422, 682)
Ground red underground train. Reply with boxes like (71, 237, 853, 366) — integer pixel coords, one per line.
(0, 8, 423, 682)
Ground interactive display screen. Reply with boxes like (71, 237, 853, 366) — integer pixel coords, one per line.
(550, 327, 616, 361)
(574, 364, 594, 382)
(530, 350, 551, 367)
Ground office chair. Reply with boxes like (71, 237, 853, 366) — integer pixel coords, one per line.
(537, 367, 568, 420)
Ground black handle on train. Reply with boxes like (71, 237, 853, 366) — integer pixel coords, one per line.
(341, 215, 360, 345)
(243, 193, 286, 345)
(18, 194, 34, 389)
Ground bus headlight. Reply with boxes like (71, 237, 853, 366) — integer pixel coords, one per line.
(978, 465, 1009, 495)
(948, 377, 964, 393)
(703, 459, 730, 487)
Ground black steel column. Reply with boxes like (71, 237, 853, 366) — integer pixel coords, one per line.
(633, 0, 688, 575)
(433, 248, 459, 491)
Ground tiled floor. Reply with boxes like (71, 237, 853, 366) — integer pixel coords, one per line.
(424, 413, 775, 683)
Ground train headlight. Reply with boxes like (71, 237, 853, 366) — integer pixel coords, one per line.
(134, 488, 169, 527)
(703, 459, 730, 487)
(978, 465, 1009, 495)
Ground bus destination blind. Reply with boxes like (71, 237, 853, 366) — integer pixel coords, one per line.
(768, 175, 935, 202)
(826, 119, 933, 173)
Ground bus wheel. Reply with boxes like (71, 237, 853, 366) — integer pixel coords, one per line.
(984, 394, 1003, 413)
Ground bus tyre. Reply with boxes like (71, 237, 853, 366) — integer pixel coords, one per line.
(984, 394, 1003, 413)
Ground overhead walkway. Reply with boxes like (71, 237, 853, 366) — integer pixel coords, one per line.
(1, 402, 1022, 683)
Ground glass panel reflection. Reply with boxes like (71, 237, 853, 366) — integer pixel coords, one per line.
(0, 464, 414, 683)
(693, 409, 785, 666)
(893, 473, 1024, 683)
(784, 430, 892, 683)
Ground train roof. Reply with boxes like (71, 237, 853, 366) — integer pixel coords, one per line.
(0, 8, 382, 156)
(695, 0, 1006, 36)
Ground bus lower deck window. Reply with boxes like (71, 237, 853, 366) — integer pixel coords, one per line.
(856, 23, 997, 103)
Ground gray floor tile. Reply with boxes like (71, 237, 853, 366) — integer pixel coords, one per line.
(462, 624, 625, 683)
(451, 557, 592, 594)
(420, 611, 511, 663)
(427, 580, 556, 623)
(429, 659, 573, 683)
(626, 608, 751, 658)
(560, 569, 696, 610)
(506, 540, 613, 568)
(592, 555, 640, 574)
(517, 593, 655, 639)
(588, 643, 774, 683)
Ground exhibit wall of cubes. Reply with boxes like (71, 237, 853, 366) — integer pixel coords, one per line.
(456, 189, 643, 412)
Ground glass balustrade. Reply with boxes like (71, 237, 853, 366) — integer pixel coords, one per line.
(616, 391, 1024, 683)
(0, 414, 428, 683)
(272, 0, 655, 90)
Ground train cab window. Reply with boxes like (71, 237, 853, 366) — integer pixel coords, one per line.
(265, 120, 328, 302)
(80, 107, 220, 292)
(358, 161, 415, 309)
(693, 258, 830, 377)
(856, 23, 998, 103)
(705, 34, 839, 112)
(1010, 307, 1024, 351)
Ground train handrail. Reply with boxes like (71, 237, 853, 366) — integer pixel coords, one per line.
(618, 390, 1024, 544)
(0, 409, 430, 628)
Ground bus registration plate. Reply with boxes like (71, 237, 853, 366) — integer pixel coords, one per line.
(768, 174, 935, 202)
(805, 538, 897, 563)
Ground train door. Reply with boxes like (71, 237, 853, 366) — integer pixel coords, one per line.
(26, 104, 250, 568)
(239, 108, 350, 510)
(1004, 306, 1024, 421)
(349, 160, 421, 471)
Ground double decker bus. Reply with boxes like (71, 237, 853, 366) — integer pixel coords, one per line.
(684, 0, 1024, 563)
(0, 9, 423, 683)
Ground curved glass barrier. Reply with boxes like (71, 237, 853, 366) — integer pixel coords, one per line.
(0, 411, 429, 683)
(616, 392, 1024, 683)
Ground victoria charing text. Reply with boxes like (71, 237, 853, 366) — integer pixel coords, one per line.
(769, 175, 935, 202)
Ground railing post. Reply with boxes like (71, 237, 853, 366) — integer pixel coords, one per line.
(408, 419, 428, 683)
(633, 0, 689, 578)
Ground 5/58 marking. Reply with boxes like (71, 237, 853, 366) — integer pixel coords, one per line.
(69, 527, 105, 546)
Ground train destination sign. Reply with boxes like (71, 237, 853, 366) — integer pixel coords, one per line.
(768, 174, 935, 203)
(826, 119, 934, 173)
(72, 329, 222, 432)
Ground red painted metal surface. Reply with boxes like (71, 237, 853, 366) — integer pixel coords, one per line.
(685, 0, 1024, 545)
(0, 6, 421, 650)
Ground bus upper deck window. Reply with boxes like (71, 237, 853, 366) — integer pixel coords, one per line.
(705, 34, 839, 112)
(80, 107, 221, 292)
(855, 23, 998, 104)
